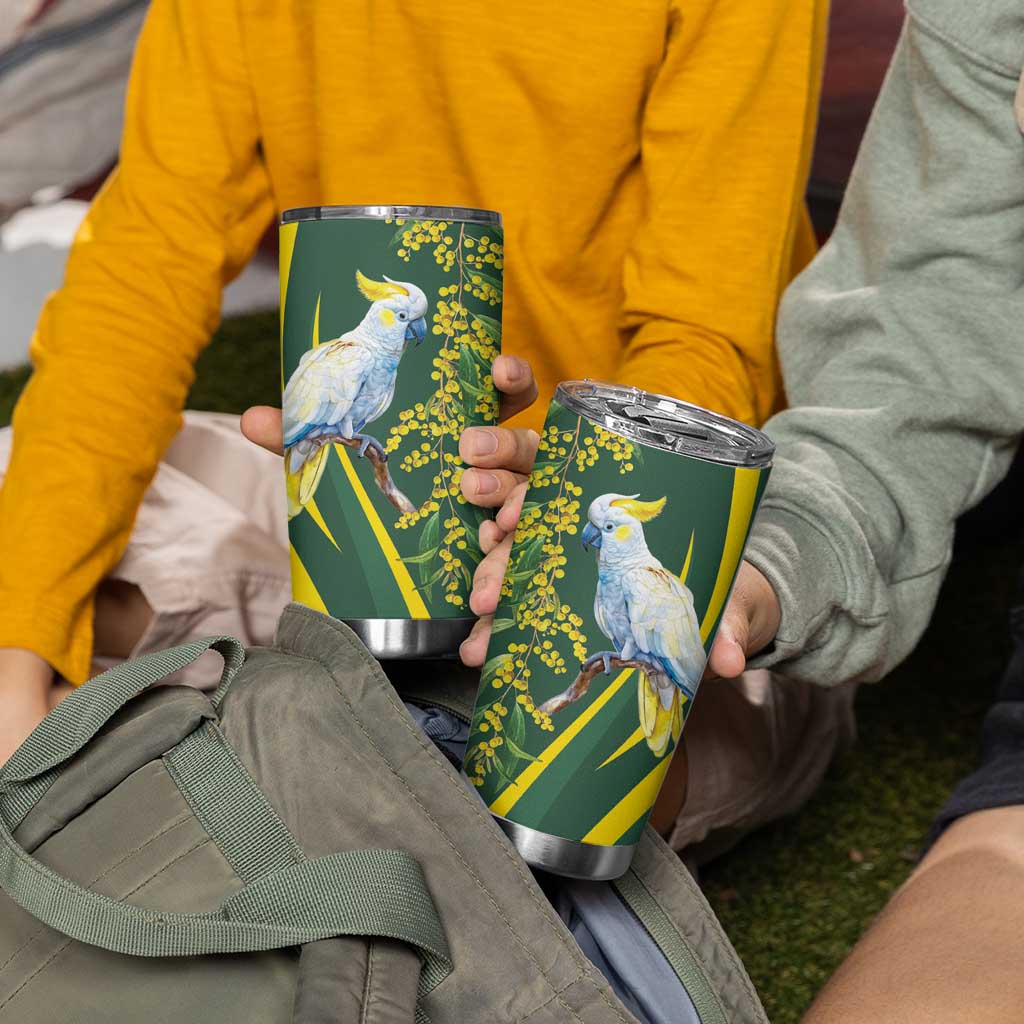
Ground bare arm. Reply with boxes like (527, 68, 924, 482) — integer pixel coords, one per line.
(803, 807, 1024, 1024)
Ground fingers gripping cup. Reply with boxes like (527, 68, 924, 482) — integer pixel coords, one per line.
(280, 205, 503, 658)
(466, 381, 774, 879)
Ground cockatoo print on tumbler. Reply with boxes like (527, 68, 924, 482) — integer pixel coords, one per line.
(283, 271, 428, 518)
(466, 381, 774, 880)
(581, 494, 706, 759)
(280, 205, 503, 659)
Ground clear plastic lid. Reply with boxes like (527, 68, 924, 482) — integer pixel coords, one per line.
(555, 380, 774, 468)
(281, 205, 501, 227)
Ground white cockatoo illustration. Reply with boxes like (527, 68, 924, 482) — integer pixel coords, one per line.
(581, 494, 706, 757)
(282, 271, 427, 518)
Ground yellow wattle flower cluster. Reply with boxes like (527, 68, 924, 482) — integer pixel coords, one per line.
(386, 219, 504, 609)
(467, 702, 510, 786)
(463, 234, 504, 271)
(392, 219, 458, 271)
(576, 426, 638, 474)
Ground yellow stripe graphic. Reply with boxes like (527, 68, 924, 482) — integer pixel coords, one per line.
(311, 294, 321, 348)
(279, 221, 298, 388)
(305, 497, 341, 551)
(333, 446, 429, 618)
(582, 756, 674, 845)
(279, 222, 298, 335)
(679, 530, 695, 584)
(289, 544, 328, 613)
(597, 725, 645, 770)
(489, 668, 636, 818)
(699, 467, 761, 643)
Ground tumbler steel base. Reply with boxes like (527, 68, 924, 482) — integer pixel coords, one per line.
(343, 617, 475, 660)
(492, 815, 636, 881)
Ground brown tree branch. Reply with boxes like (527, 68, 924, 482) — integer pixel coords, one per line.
(538, 657, 648, 715)
(307, 430, 416, 514)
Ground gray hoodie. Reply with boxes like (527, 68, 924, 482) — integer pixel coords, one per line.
(745, 0, 1024, 686)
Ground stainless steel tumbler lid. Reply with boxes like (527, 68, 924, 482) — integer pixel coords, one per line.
(281, 205, 502, 227)
(554, 380, 774, 468)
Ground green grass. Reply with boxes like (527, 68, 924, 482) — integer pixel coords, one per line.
(0, 365, 29, 427)
(186, 311, 281, 412)
(1, 311, 1020, 1022)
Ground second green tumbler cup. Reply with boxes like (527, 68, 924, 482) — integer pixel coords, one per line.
(280, 204, 503, 658)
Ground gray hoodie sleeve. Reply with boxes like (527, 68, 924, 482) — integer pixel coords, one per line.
(744, 0, 1024, 686)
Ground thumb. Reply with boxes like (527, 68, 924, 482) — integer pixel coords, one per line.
(707, 604, 750, 681)
(705, 561, 780, 681)
(240, 406, 284, 456)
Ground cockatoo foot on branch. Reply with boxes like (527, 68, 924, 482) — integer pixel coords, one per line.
(354, 433, 387, 461)
(582, 650, 619, 675)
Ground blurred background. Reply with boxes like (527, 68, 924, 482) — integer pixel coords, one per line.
(1, 3, 1022, 1022)
(0, 0, 901, 371)
(0, 0, 278, 371)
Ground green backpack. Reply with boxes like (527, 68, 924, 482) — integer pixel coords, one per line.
(0, 604, 766, 1024)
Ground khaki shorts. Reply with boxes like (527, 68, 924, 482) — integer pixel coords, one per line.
(0, 411, 856, 857)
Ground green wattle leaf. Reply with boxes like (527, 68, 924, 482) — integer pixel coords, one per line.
(458, 344, 482, 388)
(475, 313, 502, 343)
(468, 270, 503, 296)
(399, 547, 440, 565)
(491, 753, 518, 787)
(418, 513, 440, 586)
(414, 564, 447, 599)
(504, 736, 542, 764)
(507, 702, 525, 748)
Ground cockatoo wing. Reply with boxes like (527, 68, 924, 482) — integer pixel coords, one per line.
(625, 568, 706, 697)
(593, 582, 631, 649)
(282, 336, 371, 447)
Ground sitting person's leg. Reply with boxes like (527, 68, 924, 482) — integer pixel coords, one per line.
(97, 410, 290, 688)
(802, 806, 1024, 1024)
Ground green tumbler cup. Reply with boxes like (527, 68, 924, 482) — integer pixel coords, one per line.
(280, 204, 503, 657)
(466, 381, 774, 879)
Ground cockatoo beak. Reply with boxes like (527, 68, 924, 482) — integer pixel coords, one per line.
(581, 521, 602, 551)
(405, 316, 427, 345)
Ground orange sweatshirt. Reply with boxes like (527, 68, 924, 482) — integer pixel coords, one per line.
(0, 0, 825, 682)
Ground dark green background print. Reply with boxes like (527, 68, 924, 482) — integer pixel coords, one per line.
(281, 213, 502, 621)
(468, 398, 770, 847)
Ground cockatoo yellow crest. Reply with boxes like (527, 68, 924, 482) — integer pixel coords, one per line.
(609, 495, 666, 522)
(355, 270, 410, 302)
